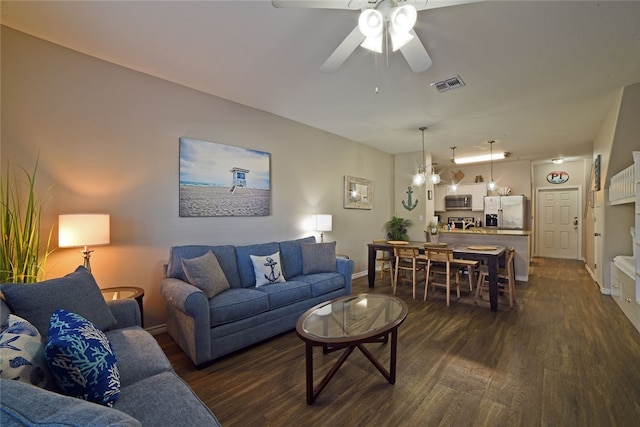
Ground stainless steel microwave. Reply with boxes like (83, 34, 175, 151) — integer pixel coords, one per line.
(444, 194, 472, 210)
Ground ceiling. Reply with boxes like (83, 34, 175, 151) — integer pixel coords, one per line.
(3, 0, 640, 164)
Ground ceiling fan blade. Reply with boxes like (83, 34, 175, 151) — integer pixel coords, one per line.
(320, 26, 365, 72)
(399, 29, 432, 72)
(411, 0, 485, 12)
(272, 0, 364, 10)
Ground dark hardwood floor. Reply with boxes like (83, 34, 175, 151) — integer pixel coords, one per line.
(156, 258, 640, 426)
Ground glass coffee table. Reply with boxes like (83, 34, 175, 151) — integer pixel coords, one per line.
(296, 293, 408, 404)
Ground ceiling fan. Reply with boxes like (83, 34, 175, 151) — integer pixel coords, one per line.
(272, 0, 481, 73)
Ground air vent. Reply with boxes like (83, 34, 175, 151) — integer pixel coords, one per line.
(431, 75, 466, 93)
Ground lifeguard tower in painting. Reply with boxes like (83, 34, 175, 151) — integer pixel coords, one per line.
(229, 167, 253, 195)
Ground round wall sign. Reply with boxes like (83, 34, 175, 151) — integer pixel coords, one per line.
(547, 171, 569, 184)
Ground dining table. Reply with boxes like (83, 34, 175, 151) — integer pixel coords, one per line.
(367, 241, 506, 312)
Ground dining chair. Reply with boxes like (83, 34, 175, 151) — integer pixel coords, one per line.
(393, 246, 425, 299)
(423, 247, 460, 306)
(475, 247, 516, 308)
(373, 239, 394, 282)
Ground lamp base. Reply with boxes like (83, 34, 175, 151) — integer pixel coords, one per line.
(81, 246, 94, 272)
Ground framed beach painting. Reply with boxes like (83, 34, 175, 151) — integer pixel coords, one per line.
(179, 138, 271, 217)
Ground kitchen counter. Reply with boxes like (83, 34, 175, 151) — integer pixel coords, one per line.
(440, 228, 532, 236)
(436, 230, 531, 281)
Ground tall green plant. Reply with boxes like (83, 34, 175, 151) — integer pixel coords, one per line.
(0, 158, 53, 283)
(384, 216, 412, 241)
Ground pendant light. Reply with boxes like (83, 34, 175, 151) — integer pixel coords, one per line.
(413, 127, 440, 186)
(412, 127, 427, 186)
(487, 140, 497, 191)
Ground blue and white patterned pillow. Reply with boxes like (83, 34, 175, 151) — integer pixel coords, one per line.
(45, 309, 120, 407)
(250, 252, 287, 286)
(0, 314, 54, 388)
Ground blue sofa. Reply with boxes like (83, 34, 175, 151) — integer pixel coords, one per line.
(160, 236, 354, 367)
(0, 268, 220, 426)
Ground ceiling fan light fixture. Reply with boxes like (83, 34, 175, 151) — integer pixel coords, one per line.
(358, 9, 383, 38)
(361, 35, 383, 53)
(390, 30, 414, 51)
(389, 4, 416, 51)
(358, 9, 384, 53)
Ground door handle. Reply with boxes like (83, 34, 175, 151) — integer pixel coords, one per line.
(594, 233, 601, 237)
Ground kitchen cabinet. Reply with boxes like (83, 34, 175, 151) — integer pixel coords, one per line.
(435, 183, 486, 212)
(434, 185, 447, 212)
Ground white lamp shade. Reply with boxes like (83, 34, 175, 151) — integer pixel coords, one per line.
(59, 214, 110, 248)
(389, 5, 416, 51)
(314, 214, 333, 232)
(358, 9, 383, 38)
(390, 5, 417, 34)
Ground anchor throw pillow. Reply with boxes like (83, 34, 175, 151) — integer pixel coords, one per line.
(250, 252, 286, 287)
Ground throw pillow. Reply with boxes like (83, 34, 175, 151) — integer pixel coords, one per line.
(181, 251, 231, 298)
(250, 252, 286, 287)
(301, 242, 338, 274)
(0, 314, 54, 389)
(1, 266, 117, 339)
(45, 309, 120, 407)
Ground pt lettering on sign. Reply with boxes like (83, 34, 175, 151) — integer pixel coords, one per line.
(546, 171, 569, 184)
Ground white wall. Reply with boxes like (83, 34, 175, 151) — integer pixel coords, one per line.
(1, 27, 394, 328)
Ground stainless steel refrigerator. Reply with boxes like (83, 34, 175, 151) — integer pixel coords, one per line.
(484, 195, 526, 229)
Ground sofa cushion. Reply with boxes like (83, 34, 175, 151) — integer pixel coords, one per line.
(0, 379, 141, 427)
(105, 327, 172, 387)
(114, 371, 220, 426)
(236, 242, 280, 287)
(182, 251, 230, 298)
(279, 236, 316, 279)
(0, 314, 54, 389)
(301, 241, 337, 274)
(254, 280, 312, 309)
(209, 289, 269, 326)
(250, 252, 286, 286)
(292, 273, 346, 297)
(45, 309, 120, 407)
(0, 266, 117, 339)
(167, 245, 241, 288)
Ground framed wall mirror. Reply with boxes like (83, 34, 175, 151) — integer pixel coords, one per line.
(344, 175, 373, 210)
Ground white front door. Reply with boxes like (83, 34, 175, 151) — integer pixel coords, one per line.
(537, 188, 580, 259)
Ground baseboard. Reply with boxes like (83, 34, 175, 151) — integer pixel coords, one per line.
(145, 324, 167, 336)
(584, 264, 610, 295)
(352, 270, 368, 279)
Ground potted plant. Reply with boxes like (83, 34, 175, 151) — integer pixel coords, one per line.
(384, 216, 412, 241)
(0, 158, 53, 283)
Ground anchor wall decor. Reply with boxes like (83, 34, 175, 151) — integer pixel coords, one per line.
(402, 186, 418, 211)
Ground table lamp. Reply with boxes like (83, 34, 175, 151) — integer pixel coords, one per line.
(58, 214, 110, 272)
(313, 214, 332, 243)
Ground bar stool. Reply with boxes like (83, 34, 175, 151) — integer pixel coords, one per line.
(475, 247, 516, 308)
(393, 246, 425, 299)
(423, 247, 460, 306)
(373, 239, 394, 282)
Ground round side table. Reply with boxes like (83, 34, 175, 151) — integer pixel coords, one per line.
(101, 287, 145, 327)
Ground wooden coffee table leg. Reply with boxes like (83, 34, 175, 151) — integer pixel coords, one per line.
(389, 327, 398, 384)
(356, 328, 399, 384)
(305, 342, 314, 404)
(306, 343, 354, 404)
